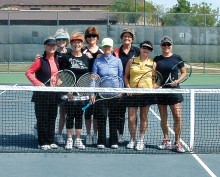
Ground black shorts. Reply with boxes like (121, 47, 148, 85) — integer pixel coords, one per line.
(124, 94, 157, 107)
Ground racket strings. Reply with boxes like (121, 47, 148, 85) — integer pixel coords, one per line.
(57, 72, 74, 87)
(99, 76, 123, 99)
(76, 73, 101, 96)
(168, 61, 192, 84)
(136, 70, 162, 88)
(153, 71, 163, 86)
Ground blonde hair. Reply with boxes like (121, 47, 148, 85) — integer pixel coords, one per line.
(53, 28, 70, 46)
(70, 32, 85, 44)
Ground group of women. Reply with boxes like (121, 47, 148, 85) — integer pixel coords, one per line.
(25, 26, 186, 153)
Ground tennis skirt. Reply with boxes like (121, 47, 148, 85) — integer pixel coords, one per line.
(157, 85, 184, 105)
(124, 94, 157, 107)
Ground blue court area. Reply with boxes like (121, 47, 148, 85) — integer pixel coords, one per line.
(0, 153, 219, 177)
(0, 85, 220, 177)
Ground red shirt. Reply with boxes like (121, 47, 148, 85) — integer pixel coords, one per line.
(25, 56, 58, 86)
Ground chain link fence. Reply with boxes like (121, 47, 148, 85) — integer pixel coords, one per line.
(0, 11, 220, 73)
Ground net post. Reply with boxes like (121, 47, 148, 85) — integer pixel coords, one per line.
(189, 89, 195, 152)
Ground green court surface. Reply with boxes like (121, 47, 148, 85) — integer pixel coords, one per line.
(0, 72, 220, 85)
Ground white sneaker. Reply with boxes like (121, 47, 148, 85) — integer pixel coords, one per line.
(93, 134, 98, 144)
(65, 139, 73, 150)
(38, 145, 51, 151)
(86, 135, 93, 145)
(127, 139, 135, 149)
(33, 127, 38, 139)
(118, 134, 124, 143)
(97, 144, 105, 149)
(111, 144, 118, 149)
(135, 139, 145, 151)
(74, 138, 85, 150)
(50, 143, 58, 149)
(173, 142, 185, 153)
(158, 140, 172, 150)
(57, 135, 65, 145)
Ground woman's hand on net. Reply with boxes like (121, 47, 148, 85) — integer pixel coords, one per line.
(90, 95, 96, 104)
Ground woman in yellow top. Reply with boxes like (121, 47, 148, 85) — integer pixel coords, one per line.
(124, 40, 156, 151)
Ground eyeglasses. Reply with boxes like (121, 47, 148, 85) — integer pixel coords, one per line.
(56, 38, 67, 41)
(141, 46, 153, 51)
(161, 43, 172, 47)
(85, 34, 98, 38)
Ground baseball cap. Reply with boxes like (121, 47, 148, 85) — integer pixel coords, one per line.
(101, 38, 113, 47)
(120, 28, 135, 39)
(44, 37, 56, 45)
(160, 36, 173, 45)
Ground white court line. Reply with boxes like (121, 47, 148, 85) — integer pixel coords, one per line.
(150, 108, 217, 177)
(0, 84, 18, 95)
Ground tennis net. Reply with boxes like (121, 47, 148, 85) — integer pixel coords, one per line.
(0, 85, 219, 154)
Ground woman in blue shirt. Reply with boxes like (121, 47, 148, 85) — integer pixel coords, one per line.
(91, 38, 123, 149)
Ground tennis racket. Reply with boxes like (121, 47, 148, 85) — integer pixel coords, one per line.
(136, 70, 163, 88)
(62, 72, 101, 102)
(76, 72, 101, 96)
(82, 75, 124, 111)
(161, 60, 192, 87)
(44, 69, 76, 87)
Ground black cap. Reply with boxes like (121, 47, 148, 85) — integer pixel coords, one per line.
(44, 38, 56, 45)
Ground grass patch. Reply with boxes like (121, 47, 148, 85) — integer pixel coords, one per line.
(0, 63, 32, 72)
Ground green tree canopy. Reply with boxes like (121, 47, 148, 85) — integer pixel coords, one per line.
(108, 0, 220, 27)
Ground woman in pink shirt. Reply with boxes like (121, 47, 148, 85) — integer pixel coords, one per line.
(25, 37, 60, 151)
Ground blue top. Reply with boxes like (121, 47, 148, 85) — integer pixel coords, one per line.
(92, 54, 123, 79)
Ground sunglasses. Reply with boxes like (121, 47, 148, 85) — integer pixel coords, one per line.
(161, 43, 172, 47)
(56, 38, 67, 41)
(141, 46, 153, 51)
(46, 44, 56, 47)
(85, 34, 98, 38)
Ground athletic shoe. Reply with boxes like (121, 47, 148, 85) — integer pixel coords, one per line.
(97, 144, 105, 149)
(86, 135, 93, 145)
(33, 127, 38, 139)
(38, 145, 51, 151)
(173, 142, 185, 153)
(111, 144, 118, 149)
(135, 139, 145, 151)
(127, 139, 135, 149)
(50, 143, 58, 149)
(74, 138, 85, 150)
(65, 139, 73, 150)
(118, 134, 124, 143)
(93, 134, 98, 144)
(57, 135, 65, 145)
(158, 140, 172, 150)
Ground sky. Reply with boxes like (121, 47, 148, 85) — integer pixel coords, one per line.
(152, 0, 220, 10)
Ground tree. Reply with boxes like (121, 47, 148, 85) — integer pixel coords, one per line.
(108, 0, 160, 24)
(190, 2, 219, 26)
(161, 0, 191, 26)
(161, 0, 220, 26)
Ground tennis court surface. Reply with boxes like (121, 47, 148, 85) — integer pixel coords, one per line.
(0, 84, 220, 177)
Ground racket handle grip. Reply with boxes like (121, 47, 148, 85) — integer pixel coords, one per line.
(82, 103, 92, 111)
